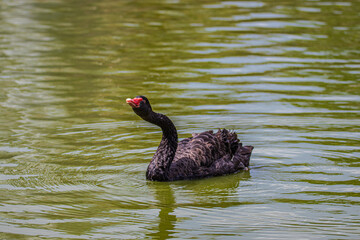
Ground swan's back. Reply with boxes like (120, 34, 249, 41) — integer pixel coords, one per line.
(174, 129, 238, 165)
(169, 129, 253, 180)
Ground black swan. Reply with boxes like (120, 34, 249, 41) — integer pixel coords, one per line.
(126, 96, 254, 181)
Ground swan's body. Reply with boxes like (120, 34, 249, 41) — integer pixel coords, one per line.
(126, 96, 254, 181)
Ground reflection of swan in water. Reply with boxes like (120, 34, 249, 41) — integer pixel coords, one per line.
(146, 182, 177, 240)
(146, 171, 250, 239)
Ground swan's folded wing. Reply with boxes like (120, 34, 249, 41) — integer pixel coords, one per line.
(174, 130, 237, 167)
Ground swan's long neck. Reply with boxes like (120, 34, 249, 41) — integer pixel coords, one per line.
(145, 112, 178, 181)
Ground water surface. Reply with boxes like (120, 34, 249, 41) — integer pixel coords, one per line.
(1, 0, 359, 239)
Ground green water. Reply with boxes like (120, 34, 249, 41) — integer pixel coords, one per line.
(1, 0, 359, 239)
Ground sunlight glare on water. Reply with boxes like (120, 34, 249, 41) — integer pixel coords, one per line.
(0, 0, 359, 239)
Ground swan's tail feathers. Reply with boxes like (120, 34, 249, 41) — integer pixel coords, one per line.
(216, 128, 240, 154)
(233, 144, 254, 169)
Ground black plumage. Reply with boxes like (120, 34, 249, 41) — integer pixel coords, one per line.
(126, 96, 254, 181)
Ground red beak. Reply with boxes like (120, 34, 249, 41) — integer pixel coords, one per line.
(126, 97, 143, 108)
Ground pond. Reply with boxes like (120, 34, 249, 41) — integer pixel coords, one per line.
(0, 0, 359, 239)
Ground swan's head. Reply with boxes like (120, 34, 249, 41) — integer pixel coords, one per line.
(126, 95, 153, 118)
